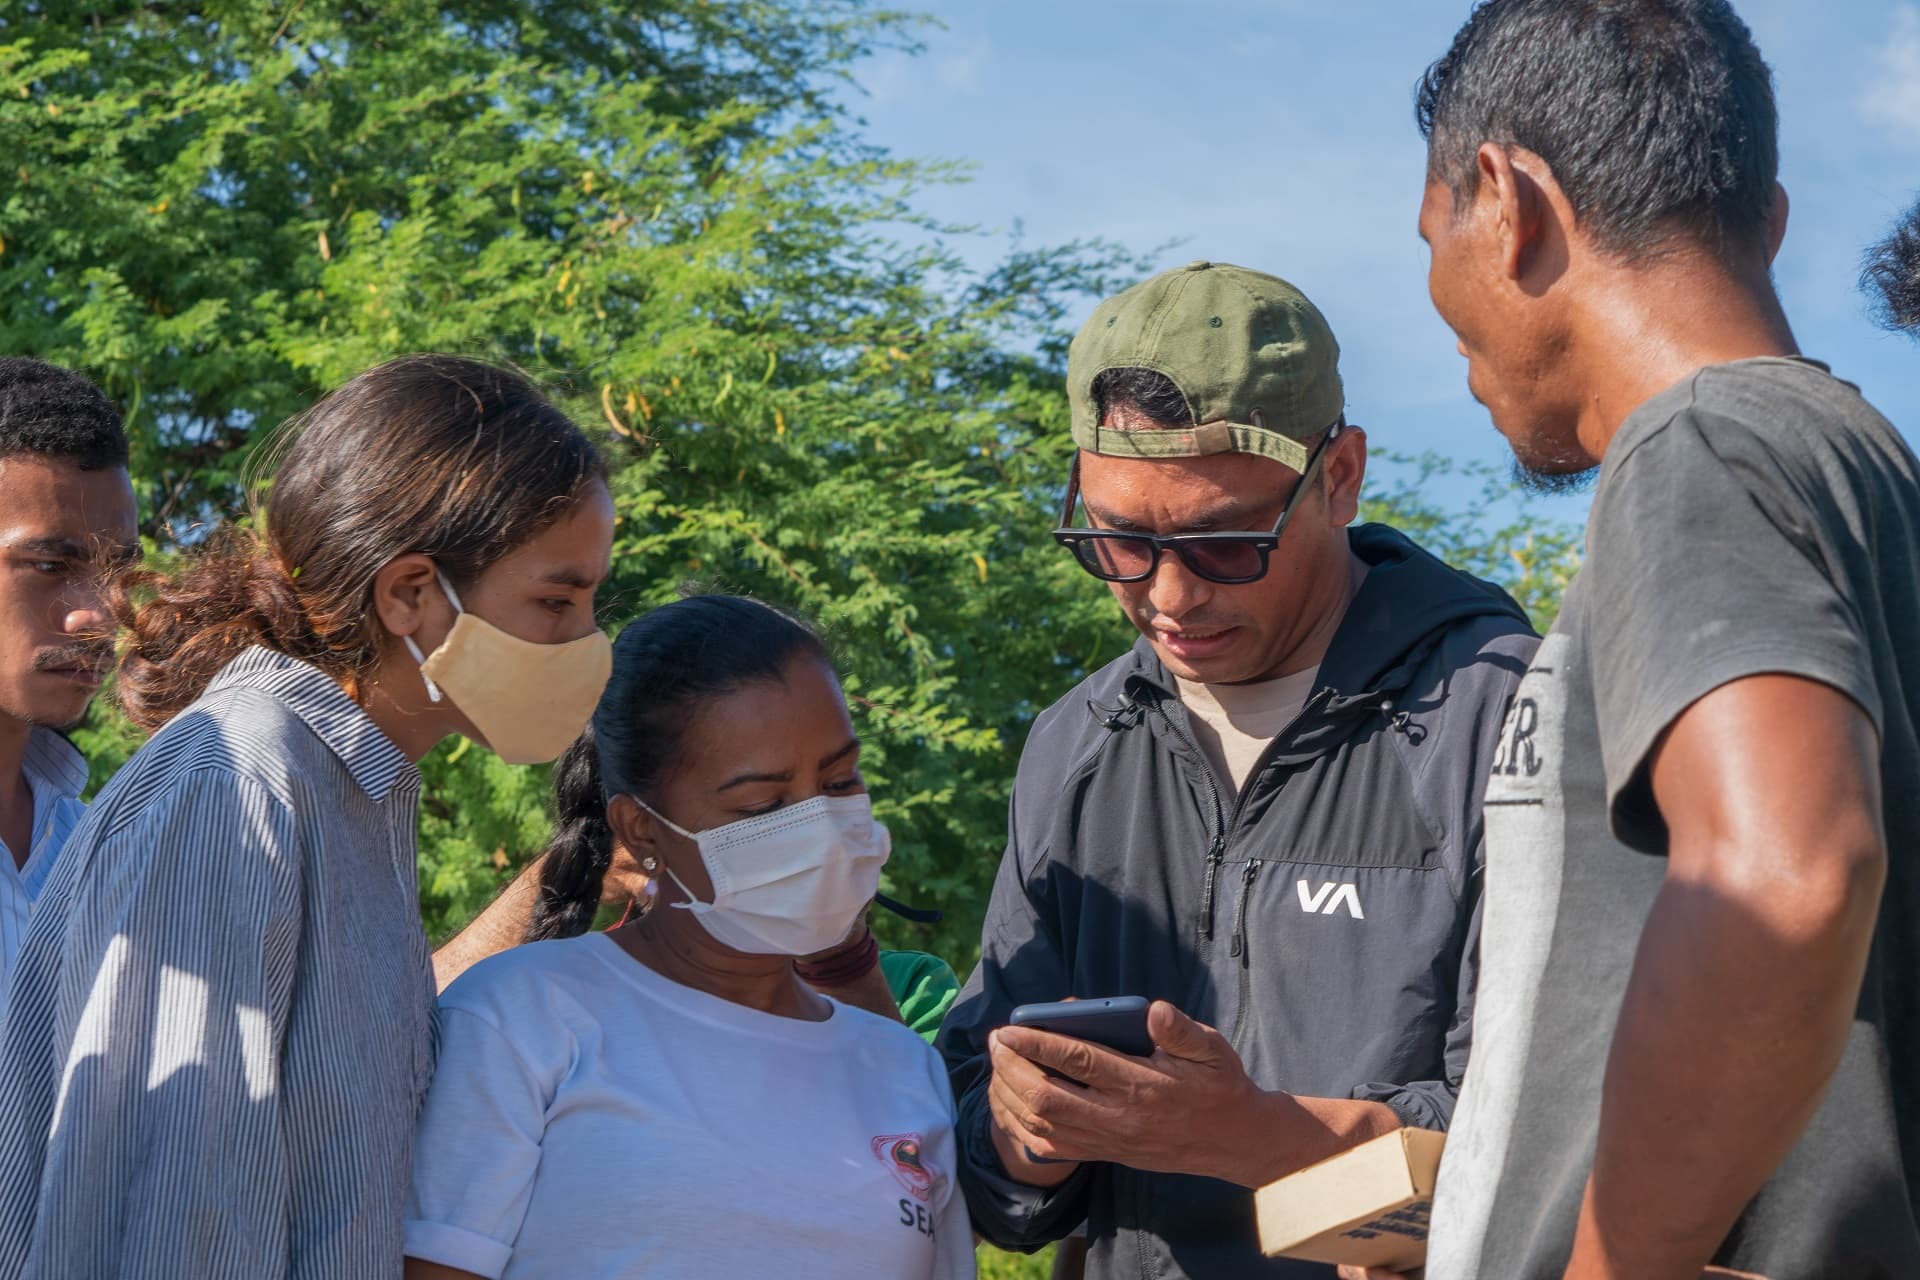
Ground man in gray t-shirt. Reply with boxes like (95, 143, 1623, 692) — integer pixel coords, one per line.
(1366, 4, 1920, 1279)
(1430, 359, 1920, 1279)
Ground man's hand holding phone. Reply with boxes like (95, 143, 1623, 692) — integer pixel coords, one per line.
(986, 996, 1363, 1190)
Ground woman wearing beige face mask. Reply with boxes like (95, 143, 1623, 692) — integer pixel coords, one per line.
(0, 356, 615, 1280)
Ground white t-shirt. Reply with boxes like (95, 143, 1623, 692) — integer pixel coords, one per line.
(404, 934, 974, 1280)
(1174, 665, 1320, 791)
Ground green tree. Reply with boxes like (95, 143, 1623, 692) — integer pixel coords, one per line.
(6, 7, 1577, 1274)
(1361, 453, 1583, 631)
(4, 0, 1578, 978)
(0, 0, 1145, 966)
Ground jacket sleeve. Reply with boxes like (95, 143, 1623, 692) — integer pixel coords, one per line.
(935, 784, 1096, 1252)
(13, 769, 305, 1279)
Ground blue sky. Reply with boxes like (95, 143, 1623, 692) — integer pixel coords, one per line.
(844, 0, 1920, 526)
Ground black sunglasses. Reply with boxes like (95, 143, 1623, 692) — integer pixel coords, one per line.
(1051, 425, 1340, 585)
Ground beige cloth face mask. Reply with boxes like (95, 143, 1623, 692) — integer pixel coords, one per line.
(403, 571, 612, 765)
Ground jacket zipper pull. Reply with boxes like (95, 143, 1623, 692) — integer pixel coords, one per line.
(1230, 860, 1262, 962)
(1197, 835, 1226, 940)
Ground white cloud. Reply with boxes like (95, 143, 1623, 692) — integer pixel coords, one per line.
(1861, 4, 1920, 144)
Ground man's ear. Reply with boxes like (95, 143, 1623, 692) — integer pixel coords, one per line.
(1479, 143, 1564, 288)
(1322, 425, 1368, 528)
(1766, 181, 1790, 264)
(371, 553, 445, 644)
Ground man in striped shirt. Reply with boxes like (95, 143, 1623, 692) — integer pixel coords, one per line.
(0, 359, 137, 1026)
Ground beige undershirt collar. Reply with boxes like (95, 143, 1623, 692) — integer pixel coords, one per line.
(1172, 549, 1370, 791)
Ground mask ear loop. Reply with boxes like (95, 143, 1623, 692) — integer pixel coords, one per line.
(403, 635, 443, 704)
(401, 570, 466, 705)
(627, 795, 710, 908)
(660, 865, 707, 910)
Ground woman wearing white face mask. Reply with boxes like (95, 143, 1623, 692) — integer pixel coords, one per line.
(403, 595, 975, 1280)
(0, 356, 615, 1280)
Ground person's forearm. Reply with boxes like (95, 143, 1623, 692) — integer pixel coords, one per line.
(1569, 851, 1883, 1279)
(1216, 1092, 1401, 1188)
(431, 859, 542, 991)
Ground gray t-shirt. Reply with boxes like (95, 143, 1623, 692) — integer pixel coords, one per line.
(1427, 358, 1920, 1280)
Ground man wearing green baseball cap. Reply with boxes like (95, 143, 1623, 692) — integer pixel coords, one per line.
(938, 261, 1539, 1277)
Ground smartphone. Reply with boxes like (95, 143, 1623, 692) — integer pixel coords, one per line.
(1008, 996, 1154, 1057)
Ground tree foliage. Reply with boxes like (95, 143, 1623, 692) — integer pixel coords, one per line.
(5, 0, 1577, 979)
(1361, 453, 1582, 631)
(4, 0, 1144, 963)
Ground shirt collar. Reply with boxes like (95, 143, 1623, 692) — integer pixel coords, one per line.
(21, 726, 89, 804)
(207, 648, 419, 802)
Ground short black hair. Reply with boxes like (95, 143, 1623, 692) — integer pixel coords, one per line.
(1091, 366, 1195, 427)
(0, 358, 129, 470)
(1090, 365, 1344, 448)
(1416, 0, 1779, 261)
(1863, 198, 1920, 336)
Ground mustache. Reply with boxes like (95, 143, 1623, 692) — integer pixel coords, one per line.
(33, 642, 115, 675)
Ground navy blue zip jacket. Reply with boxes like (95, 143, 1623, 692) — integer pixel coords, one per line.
(938, 523, 1538, 1278)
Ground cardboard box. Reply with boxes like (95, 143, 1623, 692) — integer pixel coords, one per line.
(1255, 1127, 1446, 1269)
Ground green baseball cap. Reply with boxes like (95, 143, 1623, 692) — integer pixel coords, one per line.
(1066, 260, 1344, 473)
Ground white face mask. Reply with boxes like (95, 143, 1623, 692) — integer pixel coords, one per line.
(635, 793, 891, 956)
(402, 571, 612, 766)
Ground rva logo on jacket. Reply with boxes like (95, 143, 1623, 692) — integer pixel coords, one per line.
(1296, 879, 1365, 919)
(872, 1133, 939, 1202)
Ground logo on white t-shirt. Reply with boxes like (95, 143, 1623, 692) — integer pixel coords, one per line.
(871, 1133, 938, 1202)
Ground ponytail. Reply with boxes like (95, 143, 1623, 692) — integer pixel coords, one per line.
(528, 726, 616, 941)
(112, 533, 336, 732)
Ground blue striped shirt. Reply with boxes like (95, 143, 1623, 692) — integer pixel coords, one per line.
(0, 729, 89, 1028)
(0, 648, 435, 1279)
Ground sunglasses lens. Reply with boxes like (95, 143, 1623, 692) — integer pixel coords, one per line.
(1073, 536, 1156, 581)
(1179, 541, 1267, 583)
